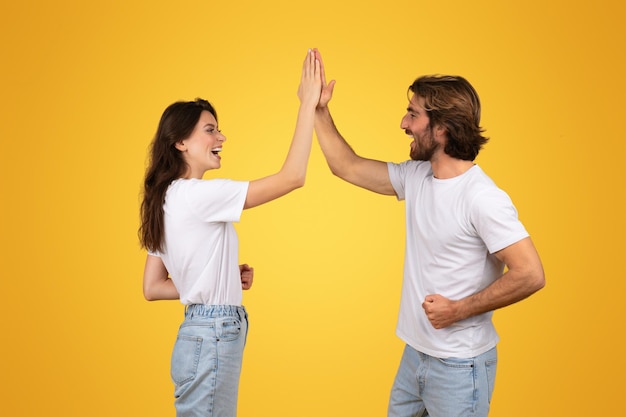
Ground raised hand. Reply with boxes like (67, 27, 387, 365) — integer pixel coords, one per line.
(297, 49, 322, 108)
(313, 48, 336, 108)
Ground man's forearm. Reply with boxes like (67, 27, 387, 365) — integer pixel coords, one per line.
(314, 106, 358, 178)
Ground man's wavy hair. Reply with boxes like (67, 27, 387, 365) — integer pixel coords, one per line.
(409, 75, 488, 161)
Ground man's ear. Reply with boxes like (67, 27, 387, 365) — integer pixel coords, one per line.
(434, 124, 448, 139)
(174, 140, 186, 151)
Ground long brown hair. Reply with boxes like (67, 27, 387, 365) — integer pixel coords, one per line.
(409, 75, 488, 161)
(139, 98, 218, 252)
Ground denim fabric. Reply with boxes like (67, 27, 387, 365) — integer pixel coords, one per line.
(388, 344, 497, 417)
(171, 305, 248, 417)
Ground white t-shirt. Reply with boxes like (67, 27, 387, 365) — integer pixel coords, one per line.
(152, 178, 249, 306)
(388, 161, 529, 358)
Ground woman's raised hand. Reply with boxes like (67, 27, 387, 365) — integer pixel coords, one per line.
(297, 49, 322, 107)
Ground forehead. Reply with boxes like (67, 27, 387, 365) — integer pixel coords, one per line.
(408, 92, 426, 110)
(198, 110, 217, 126)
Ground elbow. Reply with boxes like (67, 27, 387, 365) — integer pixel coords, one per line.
(294, 176, 306, 189)
(329, 164, 349, 181)
(279, 167, 306, 191)
(326, 158, 354, 182)
(325, 158, 343, 177)
(528, 267, 546, 295)
(534, 270, 546, 292)
(329, 165, 343, 178)
(143, 287, 157, 301)
(289, 172, 307, 190)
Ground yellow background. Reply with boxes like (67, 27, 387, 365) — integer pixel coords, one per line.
(1, 0, 624, 416)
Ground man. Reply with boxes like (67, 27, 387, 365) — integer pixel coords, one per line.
(312, 49, 545, 417)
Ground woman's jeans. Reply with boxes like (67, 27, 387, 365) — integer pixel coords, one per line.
(171, 305, 248, 417)
(388, 344, 497, 417)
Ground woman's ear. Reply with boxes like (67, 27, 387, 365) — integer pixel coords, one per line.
(174, 140, 186, 152)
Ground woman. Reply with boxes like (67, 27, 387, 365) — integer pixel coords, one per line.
(139, 49, 321, 417)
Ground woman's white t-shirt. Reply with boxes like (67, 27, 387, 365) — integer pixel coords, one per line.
(152, 178, 249, 306)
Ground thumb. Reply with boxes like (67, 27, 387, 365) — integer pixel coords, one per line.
(327, 79, 336, 93)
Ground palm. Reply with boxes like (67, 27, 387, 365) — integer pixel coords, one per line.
(318, 80, 335, 108)
(313, 49, 335, 108)
(319, 84, 332, 107)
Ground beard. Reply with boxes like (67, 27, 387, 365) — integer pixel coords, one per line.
(409, 127, 440, 161)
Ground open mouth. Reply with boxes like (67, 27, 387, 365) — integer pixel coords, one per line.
(211, 147, 222, 156)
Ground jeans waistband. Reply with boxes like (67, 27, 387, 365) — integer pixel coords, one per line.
(184, 304, 246, 320)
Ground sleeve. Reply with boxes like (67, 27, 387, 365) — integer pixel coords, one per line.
(185, 179, 249, 223)
(387, 161, 407, 201)
(388, 160, 430, 201)
(470, 187, 529, 254)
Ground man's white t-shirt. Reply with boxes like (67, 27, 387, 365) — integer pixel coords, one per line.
(388, 161, 529, 358)
(152, 178, 249, 306)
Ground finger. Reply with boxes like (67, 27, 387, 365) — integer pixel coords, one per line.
(316, 50, 327, 86)
(306, 49, 315, 77)
(304, 49, 311, 77)
(242, 275, 253, 289)
(314, 56, 321, 81)
(302, 50, 311, 79)
(327, 79, 336, 94)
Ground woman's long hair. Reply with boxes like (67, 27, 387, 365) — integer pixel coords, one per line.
(139, 98, 217, 253)
(409, 75, 488, 161)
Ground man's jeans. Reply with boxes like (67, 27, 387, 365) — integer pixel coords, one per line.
(388, 344, 497, 417)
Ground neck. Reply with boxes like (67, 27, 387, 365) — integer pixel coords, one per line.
(430, 154, 475, 179)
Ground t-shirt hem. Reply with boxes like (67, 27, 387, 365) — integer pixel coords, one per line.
(396, 329, 499, 359)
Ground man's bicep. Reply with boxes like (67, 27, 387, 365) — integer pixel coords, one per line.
(494, 237, 543, 276)
(345, 158, 396, 196)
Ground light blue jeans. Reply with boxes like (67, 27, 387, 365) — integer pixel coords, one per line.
(171, 305, 248, 417)
(388, 344, 497, 417)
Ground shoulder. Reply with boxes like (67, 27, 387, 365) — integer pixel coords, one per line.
(173, 178, 248, 192)
(388, 160, 432, 178)
(465, 167, 518, 216)
(167, 178, 248, 206)
(462, 166, 506, 197)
